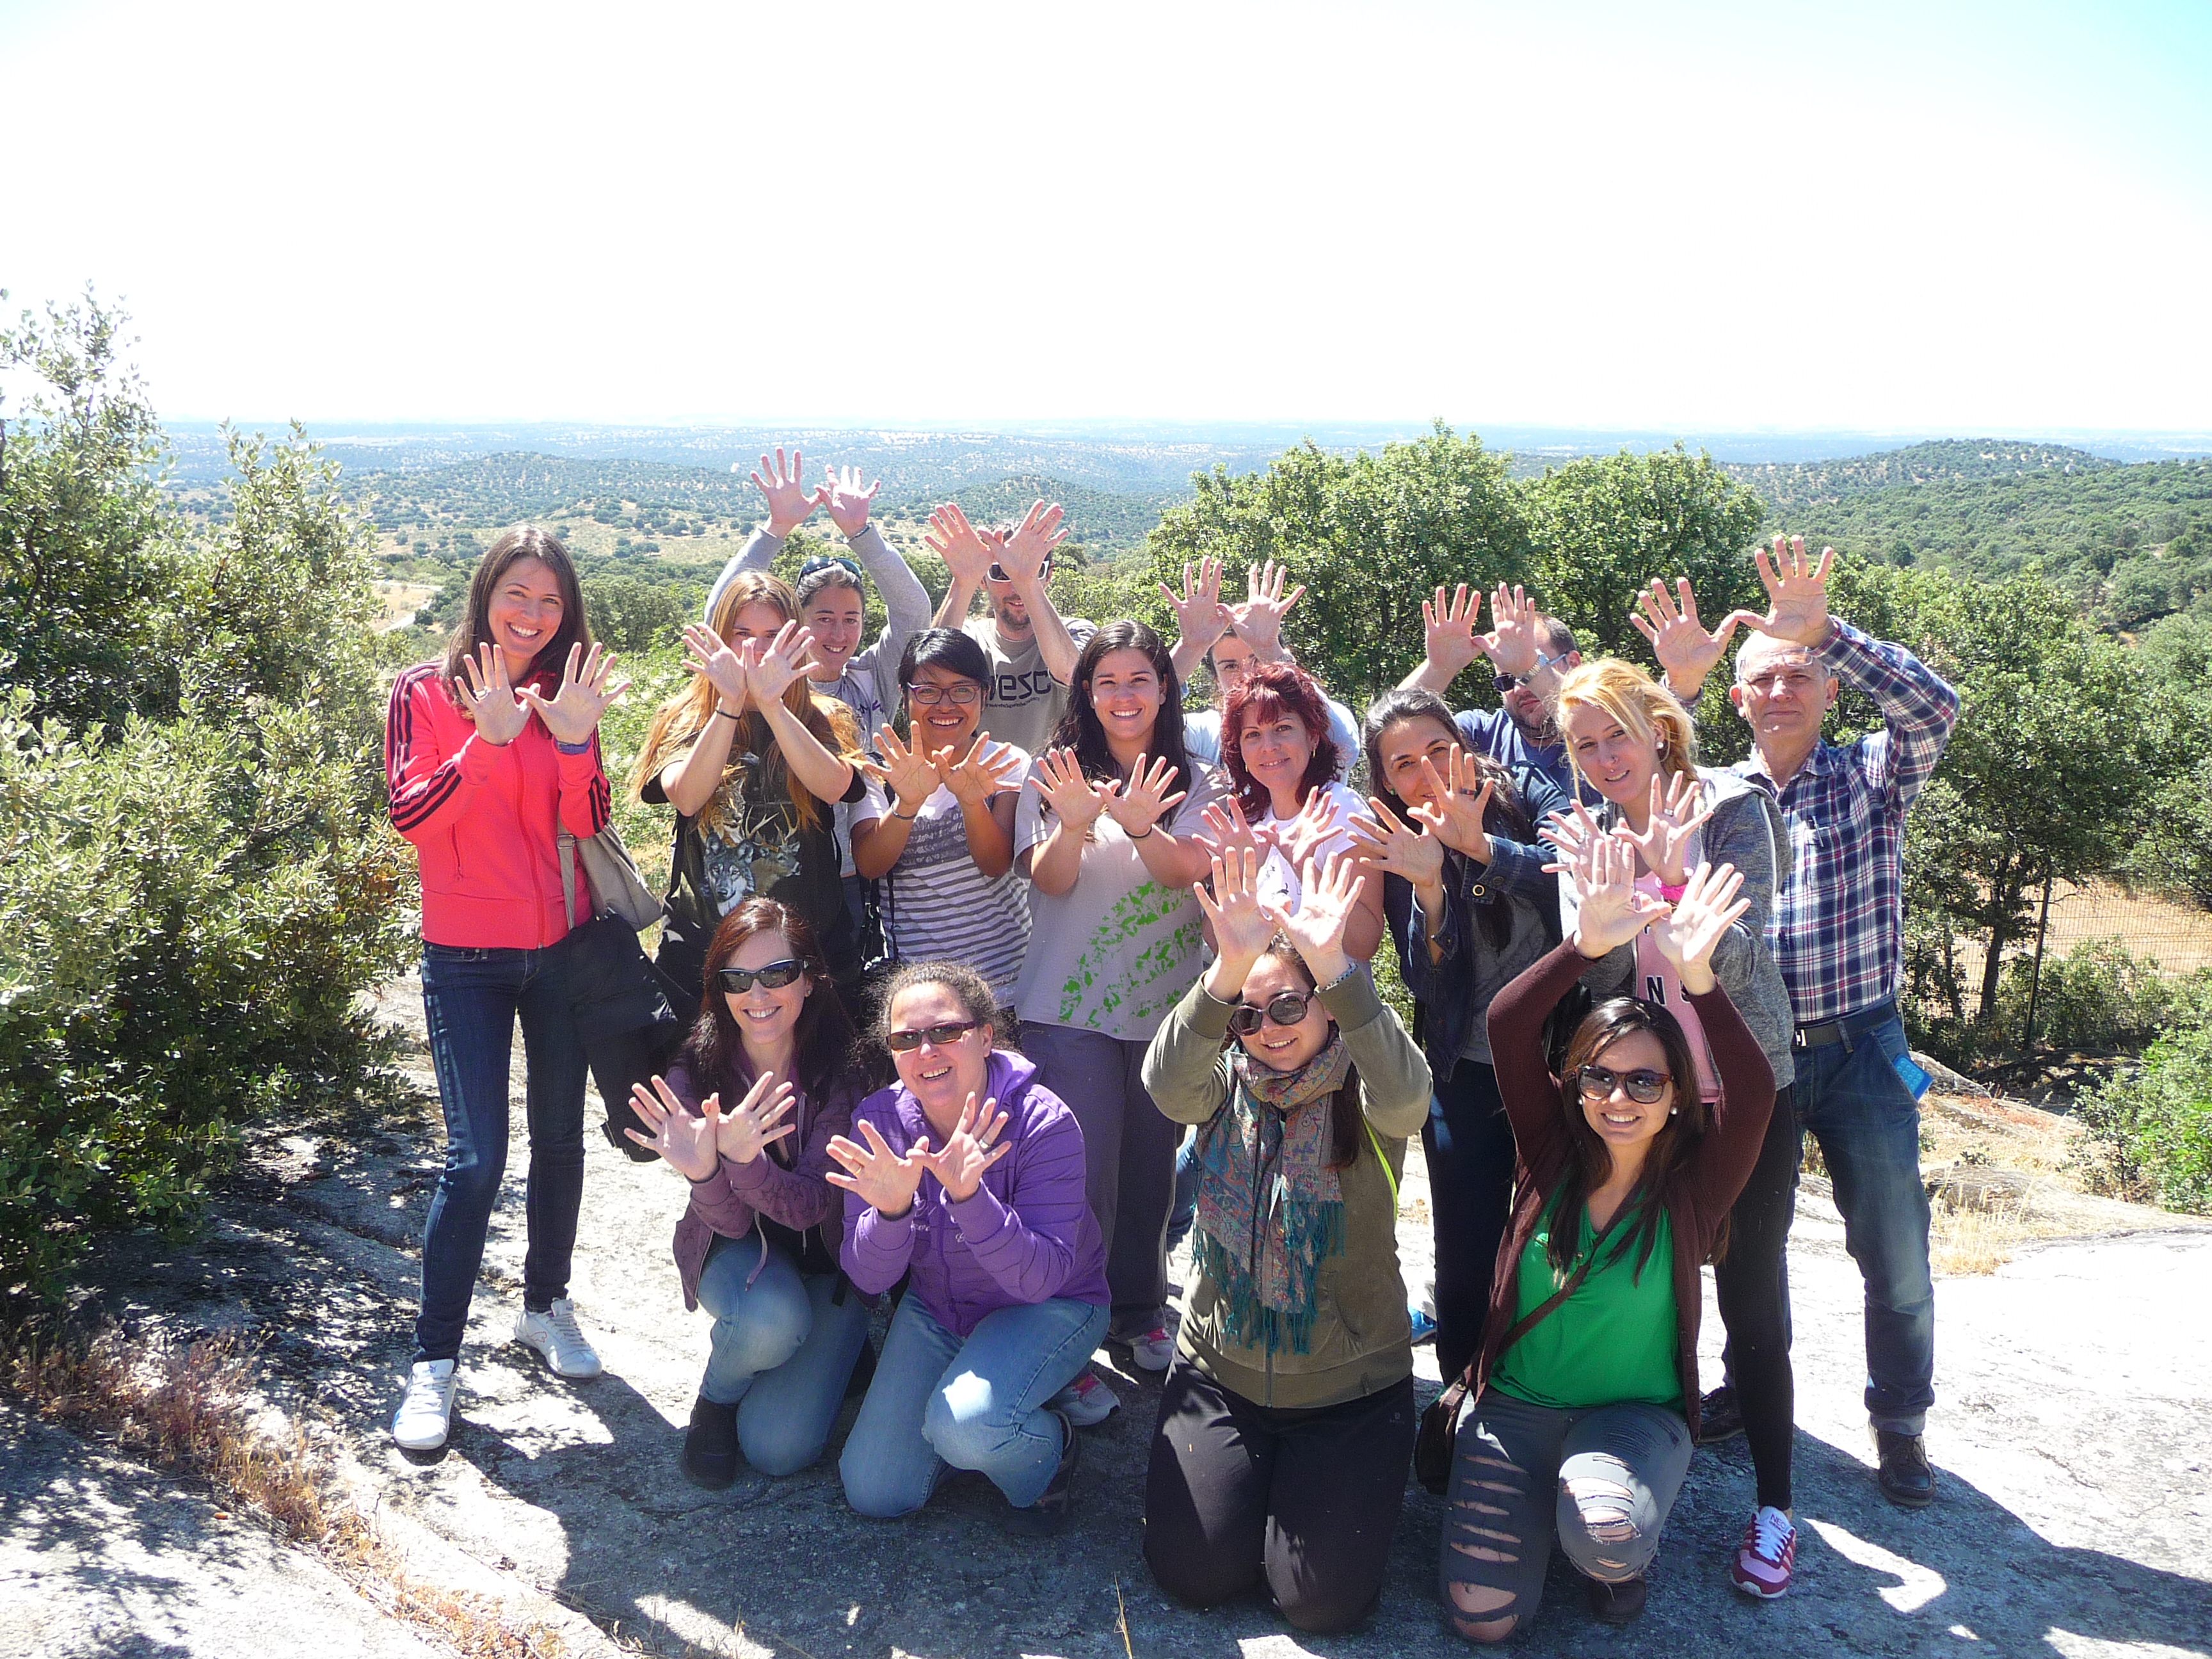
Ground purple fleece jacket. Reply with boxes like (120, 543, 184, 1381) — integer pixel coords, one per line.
(667, 1061, 858, 1312)
(840, 1049, 1108, 1338)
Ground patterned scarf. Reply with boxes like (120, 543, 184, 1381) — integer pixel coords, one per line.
(1190, 1034, 1354, 1355)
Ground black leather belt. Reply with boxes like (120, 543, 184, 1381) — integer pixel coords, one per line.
(1793, 999, 1896, 1051)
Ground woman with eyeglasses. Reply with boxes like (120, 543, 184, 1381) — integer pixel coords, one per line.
(829, 963, 1109, 1534)
(621, 898, 872, 1488)
(631, 571, 867, 1000)
(1014, 620, 1223, 1409)
(1343, 687, 1568, 1392)
(1544, 655, 1802, 1598)
(849, 629, 1031, 999)
(1441, 844, 1773, 1640)
(1137, 848, 1430, 1633)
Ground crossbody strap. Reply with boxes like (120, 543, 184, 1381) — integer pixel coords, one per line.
(1441, 1198, 1636, 1399)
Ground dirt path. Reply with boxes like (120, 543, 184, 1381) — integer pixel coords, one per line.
(66, 979, 2212, 1658)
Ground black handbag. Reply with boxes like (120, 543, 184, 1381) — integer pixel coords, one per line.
(561, 913, 691, 1161)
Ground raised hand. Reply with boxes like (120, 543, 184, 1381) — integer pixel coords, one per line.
(744, 620, 817, 703)
(1541, 800, 1601, 863)
(1648, 860, 1750, 994)
(623, 1075, 723, 1182)
(823, 1118, 927, 1217)
(1194, 844, 1278, 990)
(715, 1071, 799, 1166)
(1486, 583, 1543, 676)
(1195, 797, 1268, 865)
(1229, 558, 1305, 657)
(1407, 746, 1495, 863)
(519, 641, 629, 746)
(749, 447, 826, 537)
(1265, 851, 1365, 983)
(1631, 576, 1741, 693)
(1420, 584, 1484, 683)
(910, 1094, 1013, 1202)
(1029, 746, 1107, 830)
(1347, 796, 1445, 893)
(1553, 830, 1670, 959)
(924, 502, 995, 588)
(821, 464, 881, 539)
(1270, 787, 1342, 874)
(682, 621, 748, 713)
(998, 500, 1068, 587)
(1160, 557, 1233, 654)
(1098, 752, 1187, 837)
(1613, 770, 1713, 885)
(1727, 533, 1834, 648)
(460, 641, 529, 746)
(862, 724, 939, 815)
(938, 732, 1023, 805)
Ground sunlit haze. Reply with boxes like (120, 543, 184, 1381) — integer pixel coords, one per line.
(7, 0, 2210, 435)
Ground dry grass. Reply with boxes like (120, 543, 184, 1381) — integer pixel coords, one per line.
(3, 1320, 570, 1658)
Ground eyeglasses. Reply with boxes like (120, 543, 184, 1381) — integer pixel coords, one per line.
(1576, 1063, 1672, 1104)
(886, 1019, 984, 1052)
(1493, 652, 1564, 694)
(906, 681, 982, 707)
(986, 559, 1050, 583)
(1226, 989, 1318, 1035)
(798, 554, 862, 580)
(716, 959, 806, 993)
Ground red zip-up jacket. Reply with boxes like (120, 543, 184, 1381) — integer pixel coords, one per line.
(384, 661, 613, 949)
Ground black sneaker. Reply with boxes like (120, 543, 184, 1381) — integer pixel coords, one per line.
(1695, 1382, 1744, 1444)
(1586, 1574, 1647, 1625)
(1874, 1428, 1934, 1509)
(680, 1394, 739, 1491)
(1003, 1409, 1079, 1537)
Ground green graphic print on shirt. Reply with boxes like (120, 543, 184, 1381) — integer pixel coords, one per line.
(1057, 880, 1205, 1030)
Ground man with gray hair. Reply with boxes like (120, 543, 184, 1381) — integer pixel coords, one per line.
(1642, 536, 1959, 1510)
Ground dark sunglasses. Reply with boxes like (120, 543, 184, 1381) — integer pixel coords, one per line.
(1576, 1063, 1672, 1105)
(716, 959, 806, 993)
(886, 1019, 984, 1052)
(1493, 652, 1564, 694)
(906, 680, 982, 707)
(1226, 989, 1317, 1036)
(987, 558, 1050, 583)
(798, 554, 862, 580)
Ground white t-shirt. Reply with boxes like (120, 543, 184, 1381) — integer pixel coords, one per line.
(1252, 780, 1368, 916)
(858, 742, 1032, 998)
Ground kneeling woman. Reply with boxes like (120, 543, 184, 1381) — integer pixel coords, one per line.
(830, 965, 1109, 1533)
(623, 899, 871, 1486)
(1140, 850, 1432, 1633)
(1443, 844, 1774, 1640)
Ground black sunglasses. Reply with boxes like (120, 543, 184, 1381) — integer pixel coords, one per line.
(717, 959, 806, 993)
(886, 1019, 984, 1052)
(799, 554, 862, 580)
(987, 558, 1050, 583)
(1226, 989, 1317, 1036)
(1576, 1063, 1672, 1105)
(1493, 652, 1564, 694)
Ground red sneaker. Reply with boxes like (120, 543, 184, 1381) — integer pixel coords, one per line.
(1731, 1505, 1797, 1598)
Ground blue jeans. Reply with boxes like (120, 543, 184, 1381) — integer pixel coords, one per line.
(1166, 1126, 1200, 1256)
(1423, 1060, 1514, 1387)
(839, 1293, 1108, 1517)
(414, 938, 589, 1365)
(1793, 1007, 1934, 1434)
(695, 1232, 870, 1475)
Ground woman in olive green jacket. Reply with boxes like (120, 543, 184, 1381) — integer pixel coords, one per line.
(1138, 847, 1432, 1633)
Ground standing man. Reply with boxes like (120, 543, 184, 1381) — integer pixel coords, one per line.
(1399, 583, 1581, 797)
(926, 499, 1094, 757)
(1640, 536, 1960, 1508)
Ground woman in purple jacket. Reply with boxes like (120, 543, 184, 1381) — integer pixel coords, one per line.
(623, 898, 871, 1488)
(826, 962, 1110, 1535)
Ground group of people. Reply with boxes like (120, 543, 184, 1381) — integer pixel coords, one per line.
(381, 447, 1960, 1638)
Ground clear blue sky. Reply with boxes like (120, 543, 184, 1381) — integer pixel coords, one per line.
(5, 0, 2209, 431)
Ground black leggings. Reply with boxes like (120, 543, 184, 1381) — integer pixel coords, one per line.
(1711, 1084, 1800, 1511)
(1425, 1059, 1516, 1386)
(1143, 1363, 1415, 1634)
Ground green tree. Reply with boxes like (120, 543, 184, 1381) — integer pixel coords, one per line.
(582, 572, 691, 654)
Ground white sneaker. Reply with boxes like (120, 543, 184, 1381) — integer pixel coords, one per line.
(1128, 1324, 1174, 1374)
(1050, 1370, 1121, 1427)
(392, 1359, 458, 1450)
(513, 1298, 603, 1379)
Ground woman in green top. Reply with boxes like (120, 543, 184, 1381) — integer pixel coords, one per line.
(1443, 838, 1775, 1640)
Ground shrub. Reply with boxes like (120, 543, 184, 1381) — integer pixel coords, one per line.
(2074, 1019, 2212, 1214)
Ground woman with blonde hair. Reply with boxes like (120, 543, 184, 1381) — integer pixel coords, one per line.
(1546, 655, 1804, 1599)
(632, 570, 867, 999)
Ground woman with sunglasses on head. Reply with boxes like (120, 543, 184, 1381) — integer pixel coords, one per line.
(850, 629, 1032, 999)
(830, 963, 1109, 1534)
(623, 899, 872, 1487)
(1342, 688, 1568, 1391)
(1014, 620, 1224, 1411)
(1441, 844, 1773, 1640)
(1139, 849, 1431, 1632)
(1547, 656, 1802, 1597)
(384, 527, 627, 1452)
(631, 571, 867, 1001)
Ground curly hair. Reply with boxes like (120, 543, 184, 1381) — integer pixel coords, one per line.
(1221, 661, 1340, 822)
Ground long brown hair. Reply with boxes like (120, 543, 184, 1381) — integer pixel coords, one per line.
(676, 897, 856, 1109)
(627, 570, 858, 833)
(1549, 997, 1714, 1281)
(441, 525, 590, 693)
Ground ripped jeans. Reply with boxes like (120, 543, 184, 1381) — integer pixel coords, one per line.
(1440, 1389, 1691, 1642)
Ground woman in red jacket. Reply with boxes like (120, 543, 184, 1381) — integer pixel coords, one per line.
(383, 527, 626, 1452)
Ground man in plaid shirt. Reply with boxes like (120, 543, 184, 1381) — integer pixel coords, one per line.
(1648, 537, 1960, 1511)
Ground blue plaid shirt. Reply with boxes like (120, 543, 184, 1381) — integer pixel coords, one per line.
(1731, 621, 1959, 1026)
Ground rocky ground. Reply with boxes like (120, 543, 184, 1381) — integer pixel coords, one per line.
(8, 977, 2212, 1659)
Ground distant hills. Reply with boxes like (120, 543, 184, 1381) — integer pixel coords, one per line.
(1725, 440, 2115, 520)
